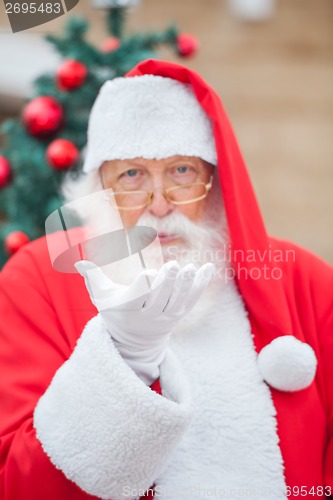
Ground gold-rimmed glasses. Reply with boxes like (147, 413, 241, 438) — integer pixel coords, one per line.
(104, 177, 213, 211)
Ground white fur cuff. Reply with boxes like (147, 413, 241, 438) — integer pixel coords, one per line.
(34, 315, 192, 500)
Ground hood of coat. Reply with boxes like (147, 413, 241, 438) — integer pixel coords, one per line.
(126, 59, 292, 350)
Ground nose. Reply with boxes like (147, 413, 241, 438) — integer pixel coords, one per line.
(146, 188, 175, 218)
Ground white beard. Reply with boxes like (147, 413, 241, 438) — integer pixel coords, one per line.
(136, 209, 228, 273)
(84, 210, 229, 289)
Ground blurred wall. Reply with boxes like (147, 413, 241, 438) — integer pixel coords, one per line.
(1, 0, 332, 263)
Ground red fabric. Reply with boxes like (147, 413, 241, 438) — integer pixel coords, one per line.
(127, 60, 333, 489)
(0, 60, 332, 498)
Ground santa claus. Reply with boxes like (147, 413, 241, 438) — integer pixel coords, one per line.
(0, 60, 332, 500)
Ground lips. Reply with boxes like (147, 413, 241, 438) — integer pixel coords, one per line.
(157, 233, 179, 243)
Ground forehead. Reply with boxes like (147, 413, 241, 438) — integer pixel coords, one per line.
(101, 155, 211, 174)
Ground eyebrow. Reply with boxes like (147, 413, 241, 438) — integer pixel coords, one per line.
(115, 160, 148, 171)
(121, 157, 201, 166)
(124, 160, 145, 166)
(103, 162, 145, 179)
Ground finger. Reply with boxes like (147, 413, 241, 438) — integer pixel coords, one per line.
(75, 260, 109, 289)
(163, 263, 196, 313)
(185, 263, 214, 312)
(75, 260, 102, 298)
(74, 259, 95, 277)
(116, 268, 159, 310)
(143, 260, 180, 313)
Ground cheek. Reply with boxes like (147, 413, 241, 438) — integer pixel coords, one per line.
(177, 201, 205, 221)
(119, 209, 144, 227)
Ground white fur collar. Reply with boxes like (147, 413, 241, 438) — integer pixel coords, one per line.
(157, 280, 286, 499)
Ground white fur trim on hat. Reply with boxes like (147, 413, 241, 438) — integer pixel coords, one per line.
(82, 75, 217, 173)
(257, 335, 317, 392)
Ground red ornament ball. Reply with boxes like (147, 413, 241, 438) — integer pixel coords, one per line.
(0, 156, 12, 188)
(22, 96, 63, 138)
(177, 33, 199, 57)
(5, 231, 30, 256)
(56, 60, 88, 91)
(46, 139, 79, 170)
(101, 37, 121, 53)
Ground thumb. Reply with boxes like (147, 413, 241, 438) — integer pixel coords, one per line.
(74, 260, 99, 277)
(74, 260, 114, 301)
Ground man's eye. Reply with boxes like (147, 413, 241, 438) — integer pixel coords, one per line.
(124, 169, 138, 177)
(176, 166, 189, 174)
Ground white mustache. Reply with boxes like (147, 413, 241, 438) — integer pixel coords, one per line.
(136, 211, 201, 241)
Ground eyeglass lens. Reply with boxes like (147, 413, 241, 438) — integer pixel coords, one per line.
(114, 183, 207, 208)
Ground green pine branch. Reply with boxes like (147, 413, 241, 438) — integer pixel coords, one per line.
(0, 8, 182, 268)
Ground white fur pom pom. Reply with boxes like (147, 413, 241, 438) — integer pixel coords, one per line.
(257, 336, 317, 392)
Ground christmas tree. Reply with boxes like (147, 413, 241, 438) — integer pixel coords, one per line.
(0, 1, 198, 267)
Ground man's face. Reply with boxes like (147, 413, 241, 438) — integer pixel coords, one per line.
(100, 156, 214, 247)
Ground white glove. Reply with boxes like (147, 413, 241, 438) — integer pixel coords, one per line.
(75, 260, 214, 385)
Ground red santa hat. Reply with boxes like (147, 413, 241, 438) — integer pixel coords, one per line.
(82, 75, 217, 173)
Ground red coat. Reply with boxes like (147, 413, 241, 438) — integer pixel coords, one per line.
(1, 60, 333, 498)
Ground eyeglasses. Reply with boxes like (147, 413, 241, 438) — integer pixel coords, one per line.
(104, 177, 213, 211)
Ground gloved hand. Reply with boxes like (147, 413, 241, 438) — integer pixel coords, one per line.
(75, 260, 214, 385)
